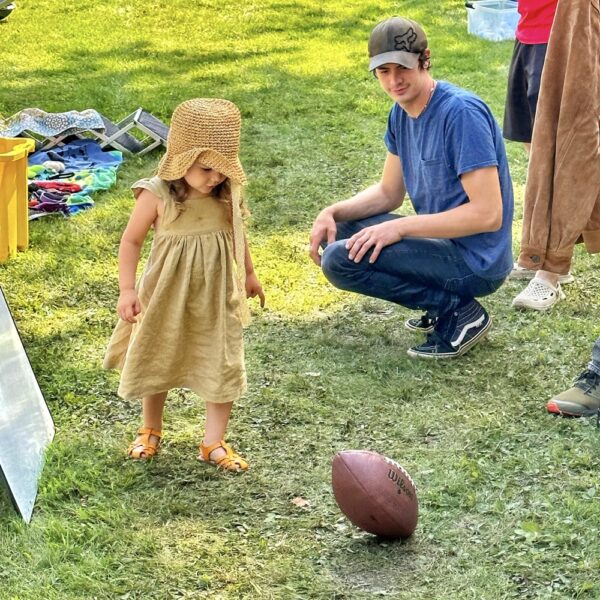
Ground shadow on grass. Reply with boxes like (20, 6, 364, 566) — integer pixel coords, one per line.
(2, 1, 515, 240)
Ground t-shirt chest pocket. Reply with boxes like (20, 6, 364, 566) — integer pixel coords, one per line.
(419, 156, 452, 195)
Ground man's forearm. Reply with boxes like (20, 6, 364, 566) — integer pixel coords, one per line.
(327, 182, 403, 222)
(397, 202, 502, 239)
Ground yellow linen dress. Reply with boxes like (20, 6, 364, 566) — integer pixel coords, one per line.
(103, 177, 246, 403)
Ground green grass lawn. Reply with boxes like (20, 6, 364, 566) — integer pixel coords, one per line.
(1, 1, 600, 598)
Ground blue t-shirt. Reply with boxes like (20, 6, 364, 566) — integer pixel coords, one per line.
(384, 80, 513, 280)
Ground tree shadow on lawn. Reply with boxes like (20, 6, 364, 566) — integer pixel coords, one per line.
(2, 6, 515, 237)
(2, 0, 514, 218)
(2, 7, 512, 132)
(1, 42, 292, 117)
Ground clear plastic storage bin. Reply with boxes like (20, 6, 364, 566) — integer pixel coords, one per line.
(466, 0, 519, 41)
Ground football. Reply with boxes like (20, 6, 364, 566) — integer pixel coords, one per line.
(331, 450, 418, 539)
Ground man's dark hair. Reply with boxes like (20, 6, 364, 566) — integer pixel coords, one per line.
(418, 52, 431, 70)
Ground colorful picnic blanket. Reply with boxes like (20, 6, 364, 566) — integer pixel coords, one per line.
(0, 108, 105, 138)
(27, 140, 122, 218)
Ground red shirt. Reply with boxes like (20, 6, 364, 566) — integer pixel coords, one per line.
(516, 0, 558, 44)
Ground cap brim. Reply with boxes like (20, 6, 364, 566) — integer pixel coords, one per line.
(369, 51, 420, 71)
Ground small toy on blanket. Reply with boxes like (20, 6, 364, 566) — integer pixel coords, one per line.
(42, 160, 65, 173)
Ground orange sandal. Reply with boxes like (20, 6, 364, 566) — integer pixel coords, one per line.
(198, 440, 249, 472)
(127, 427, 162, 459)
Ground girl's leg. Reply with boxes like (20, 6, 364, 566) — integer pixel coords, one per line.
(142, 391, 167, 432)
(202, 401, 233, 461)
(128, 391, 167, 458)
(200, 401, 247, 470)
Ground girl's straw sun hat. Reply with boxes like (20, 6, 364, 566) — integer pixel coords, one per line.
(157, 98, 247, 185)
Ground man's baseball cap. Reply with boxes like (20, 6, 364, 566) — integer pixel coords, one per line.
(368, 17, 428, 71)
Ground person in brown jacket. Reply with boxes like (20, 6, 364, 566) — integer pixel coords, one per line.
(511, 0, 600, 310)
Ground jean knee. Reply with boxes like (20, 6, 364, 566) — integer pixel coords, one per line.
(321, 241, 349, 283)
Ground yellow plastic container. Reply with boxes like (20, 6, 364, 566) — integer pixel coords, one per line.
(0, 137, 36, 262)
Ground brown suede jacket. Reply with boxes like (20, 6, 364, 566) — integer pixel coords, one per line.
(518, 0, 600, 274)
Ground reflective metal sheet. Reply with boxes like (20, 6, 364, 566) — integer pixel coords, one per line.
(0, 287, 54, 522)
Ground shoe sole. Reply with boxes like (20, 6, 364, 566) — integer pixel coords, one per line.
(546, 401, 598, 418)
(407, 317, 492, 359)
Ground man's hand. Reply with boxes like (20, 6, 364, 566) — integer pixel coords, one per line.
(245, 271, 266, 308)
(309, 209, 337, 265)
(346, 220, 403, 263)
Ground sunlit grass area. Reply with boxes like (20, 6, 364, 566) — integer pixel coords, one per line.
(1, 1, 599, 598)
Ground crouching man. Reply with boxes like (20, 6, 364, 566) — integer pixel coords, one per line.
(309, 16, 514, 359)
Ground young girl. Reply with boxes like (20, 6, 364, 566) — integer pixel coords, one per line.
(103, 98, 264, 471)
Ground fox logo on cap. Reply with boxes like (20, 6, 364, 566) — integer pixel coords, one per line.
(394, 28, 417, 52)
(368, 17, 428, 72)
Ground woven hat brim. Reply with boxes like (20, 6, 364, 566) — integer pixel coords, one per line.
(157, 148, 247, 185)
(198, 149, 247, 185)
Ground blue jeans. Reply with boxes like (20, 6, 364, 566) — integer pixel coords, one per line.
(320, 214, 505, 318)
